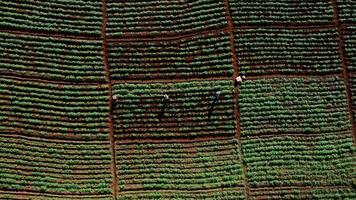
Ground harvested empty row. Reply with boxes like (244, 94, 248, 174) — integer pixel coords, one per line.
(235, 28, 341, 75)
(0, 0, 102, 35)
(106, 0, 227, 37)
(243, 131, 355, 188)
(0, 78, 109, 140)
(0, 134, 112, 196)
(116, 137, 244, 192)
(109, 31, 233, 80)
(113, 80, 235, 139)
(239, 77, 350, 136)
(229, 0, 333, 25)
(0, 32, 105, 82)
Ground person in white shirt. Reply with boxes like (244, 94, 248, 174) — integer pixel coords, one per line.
(235, 73, 246, 88)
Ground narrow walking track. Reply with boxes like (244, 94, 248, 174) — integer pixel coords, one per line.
(100, 0, 118, 198)
(331, 0, 356, 144)
(223, 0, 250, 199)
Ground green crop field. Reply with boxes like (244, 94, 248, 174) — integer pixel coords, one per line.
(0, 0, 355, 199)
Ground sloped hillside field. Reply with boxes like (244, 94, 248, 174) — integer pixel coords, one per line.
(0, 0, 355, 199)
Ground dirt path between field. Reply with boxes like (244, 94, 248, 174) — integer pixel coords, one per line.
(331, 0, 356, 144)
(223, 0, 250, 199)
(100, 0, 118, 198)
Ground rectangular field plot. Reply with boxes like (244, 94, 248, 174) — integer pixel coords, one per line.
(108, 31, 233, 80)
(106, 0, 227, 37)
(116, 137, 244, 193)
(113, 80, 235, 139)
(344, 26, 356, 71)
(242, 132, 355, 188)
(0, 0, 102, 36)
(0, 32, 105, 82)
(239, 77, 351, 136)
(337, 0, 356, 23)
(250, 186, 356, 199)
(229, 0, 334, 25)
(0, 135, 112, 197)
(235, 28, 341, 75)
(0, 78, 109, 140)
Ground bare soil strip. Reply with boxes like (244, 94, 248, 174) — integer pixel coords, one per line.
(100, 0, 118, 198)
(223, 0, 250, 199)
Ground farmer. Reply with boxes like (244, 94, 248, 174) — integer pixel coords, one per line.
(159, 94, 170, 120)
(234, 73, 246, 88)
(110, 95, 118, 114)
(208, 91, 221, 119)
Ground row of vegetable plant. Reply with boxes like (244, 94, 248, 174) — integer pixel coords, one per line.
(113, 80, 235, 139)
(229, 0, 334, 25)
(0, 0, 102, 35)
(106, 0, 227, 37)
(0, 32, 105, 82)
(116, 137, 244, 192)
(0, 77, 110, 140)
(108, 31, 233, 80)
(0, 135, 112, 195)
(242, 132, 355, 188)
(235, 28, 342, 75)
(344, 26, 356, 71)
(239, 77, 351, 136)
(337, 0, 356, 23)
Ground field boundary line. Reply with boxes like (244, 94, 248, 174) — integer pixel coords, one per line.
(100, 0, 118, 198)
(0, 74, 105, 85)
(331, 0, 356, 143)
(223, 0, 250, 199)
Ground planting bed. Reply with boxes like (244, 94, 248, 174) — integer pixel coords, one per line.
(113, 80, 235, 139)
(235, 28, 342, 75)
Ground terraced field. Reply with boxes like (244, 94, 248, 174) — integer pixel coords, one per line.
(0, 0, 355, 199)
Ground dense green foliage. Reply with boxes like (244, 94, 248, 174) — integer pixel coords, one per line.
(0, 77, 109, 140)
(229, 0, 334, 25)
(116, 138, 243, 191)
(235, 28, 342, 75)
(106, 0, 227, 36)
(0, 32, 105, 82)
(109, 31, 233, 80)
(0, 135, 112, 195)
(0, 0, 102, 35)
(240, 77, 351, 136)
(113, 80, 235, 139)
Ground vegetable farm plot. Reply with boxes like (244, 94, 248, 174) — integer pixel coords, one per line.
(0, 0, 102, 36)
(115, 137, 245, 199)
(0, 77, 110, 140)
(239, 77, 351, 136)
(229, 0, 334, 26)
(250, 186, 356, 200)
(337, 0, 356, 23)
(235, 28, 342, 75)
(113, 80, 235, 139)
(106, 0, 227, 37)
(243, 133, 355, 194)
(0, 32, 105, 83)
(0, 134, 113, 198)
(108, 31, 233, 80)
(344, 26, 356, 71)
